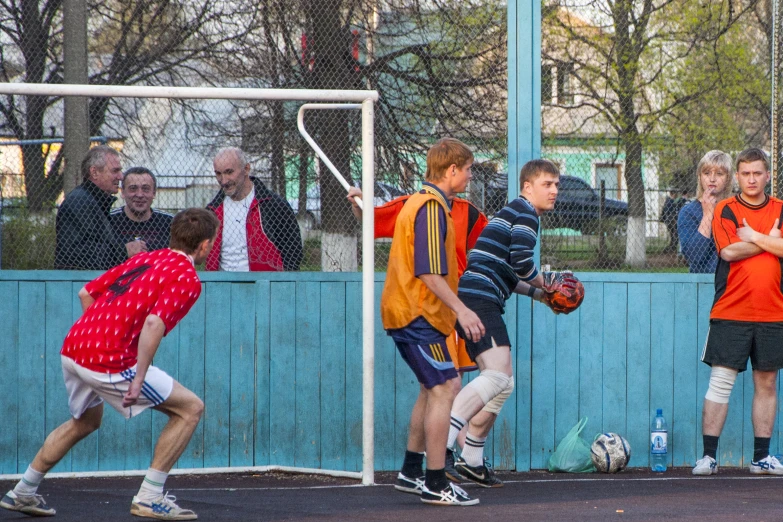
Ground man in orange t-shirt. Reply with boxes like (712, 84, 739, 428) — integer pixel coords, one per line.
(693, 148, 783, 477)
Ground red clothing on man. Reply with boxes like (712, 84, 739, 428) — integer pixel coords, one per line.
(61, 249, 202, 373)
(375, 196, 488, 275)
(711, 195, 783, 322)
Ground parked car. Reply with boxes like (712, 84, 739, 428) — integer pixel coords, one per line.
(289, 181, 406, 230)
(483, 175, 628, 234)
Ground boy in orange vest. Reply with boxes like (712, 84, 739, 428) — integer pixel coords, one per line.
(380, 138, 484, 506)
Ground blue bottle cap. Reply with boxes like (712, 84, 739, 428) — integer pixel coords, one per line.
(656, 408, 662, 415)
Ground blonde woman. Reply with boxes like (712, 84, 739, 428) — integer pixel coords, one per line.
(678, 150, 734, 273)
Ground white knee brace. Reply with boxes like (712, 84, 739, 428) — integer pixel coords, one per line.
(482, 376, 515, 414)
(705, 366, 738, 404)
(465, 370, 511, 405)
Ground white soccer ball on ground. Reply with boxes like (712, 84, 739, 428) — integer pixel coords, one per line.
(591, 432, 631, 473)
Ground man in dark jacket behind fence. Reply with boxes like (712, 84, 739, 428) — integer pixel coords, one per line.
(54, 146, 145, 270)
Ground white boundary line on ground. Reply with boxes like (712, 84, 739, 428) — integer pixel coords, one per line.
(0, 465, 362, 482)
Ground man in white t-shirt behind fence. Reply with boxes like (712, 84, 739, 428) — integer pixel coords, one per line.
(206, 147, 303, 272)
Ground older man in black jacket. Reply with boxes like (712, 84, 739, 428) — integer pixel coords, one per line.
(54, 146, 144, 270)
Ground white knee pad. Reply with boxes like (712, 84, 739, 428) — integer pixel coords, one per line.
(705, 366, 738, 404)
(465, 370, 511, 405)
(482, 376, 514, 414)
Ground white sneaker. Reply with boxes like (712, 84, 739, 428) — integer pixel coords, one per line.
(131, 492, 197, 520)
(692, 455, 718, 476)
(0, 489, 56, 516)
(750, 455, 783, 475)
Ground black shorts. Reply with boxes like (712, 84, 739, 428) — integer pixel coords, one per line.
(702, 319, 783, 372)
(454, 295, 511, 361)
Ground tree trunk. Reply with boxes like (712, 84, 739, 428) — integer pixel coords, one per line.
(307, 0, 362, 271)
(622, 127, 646, 267)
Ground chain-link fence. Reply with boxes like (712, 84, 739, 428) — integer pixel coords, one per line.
(0, 0, 781, 272)
(541, 0, 783, 272)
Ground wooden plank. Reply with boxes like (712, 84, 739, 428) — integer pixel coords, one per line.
(229, 283, 256, 467)
(176, 287, 207, 469)
(295, 281, 321, 468)
(530, 298, 557, 469)
(695, 282, 714, 461)
(514, 295, 533, 471)
(553, 300, 580, 455)
(269, 282, 296, 466)
(253, 280, 271, 466)
(578, 282, 604, 446)
(373, 281, 397, 471)
(44, 282, 75, 473)
(0, 282, 19, 474)
(626, 283, 651, 469)
(493, 295, 518, 470)
(203, 282, 232, 467)
(740, 368, 754, 467)
(69, 281, 99, 472)
(320, 282, 347, 471)
(148, 308, 180, 468)
(649, 283, 675, 469)
(344, 281, 363, 472)
(672, 283, 699, 466)
(17, 283, 47, 470)
(719, 363, 746, 466)
(602, 284, 628, 437)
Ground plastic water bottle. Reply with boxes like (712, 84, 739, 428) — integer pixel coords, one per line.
(650, 408, 668, 472)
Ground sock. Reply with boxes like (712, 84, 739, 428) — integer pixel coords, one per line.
(754, 437, 771, 462)
(447, 415, 466, 449)
(401, 450, 425, 478)
(424, 468, 449, 492)
(13, 466, 45, 496)
(136, 468, 168, 501)
(702, 435, 719, 460)
(461, 433, 487, 467)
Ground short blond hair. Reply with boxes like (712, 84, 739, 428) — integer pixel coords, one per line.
(425, 138, 473, 182)
(695, 150, 734, 200)
(519, 159, 560, 188)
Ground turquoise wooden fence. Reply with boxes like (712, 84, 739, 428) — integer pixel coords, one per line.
(1, 270, 777, 475)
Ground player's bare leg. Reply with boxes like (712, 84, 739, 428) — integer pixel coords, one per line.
(451, 345, 512, 421)
(31, 404, 104, 473)
(424, 379, 458, 469)
(131, 381, 203, 521)
(702, 399, 729, 437)
(1, 404, 104, 517)
(751, 370, 778, 438)
(150, 382, 205, 472)
(407, 386, 428, 452)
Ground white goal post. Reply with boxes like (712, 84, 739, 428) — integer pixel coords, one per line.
(0, 82, 378, 486)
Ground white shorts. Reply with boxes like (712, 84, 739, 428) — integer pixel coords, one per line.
(61, 356, 174, 419)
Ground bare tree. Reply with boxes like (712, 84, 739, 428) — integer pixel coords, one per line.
(0, 0, 259, 211)
(543, 0, 751, 266)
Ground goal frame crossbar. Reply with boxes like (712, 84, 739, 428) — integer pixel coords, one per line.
(0, 82, 377, 486)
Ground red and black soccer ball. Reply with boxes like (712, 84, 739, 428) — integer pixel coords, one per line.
(547, 279, 585, 314)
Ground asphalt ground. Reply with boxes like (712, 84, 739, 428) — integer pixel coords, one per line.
(1, 467, 781, 522)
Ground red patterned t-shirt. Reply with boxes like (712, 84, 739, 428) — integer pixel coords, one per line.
(61, 249, 202, 372)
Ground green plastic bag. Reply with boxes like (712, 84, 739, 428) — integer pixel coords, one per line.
(547, 417, 596, 473)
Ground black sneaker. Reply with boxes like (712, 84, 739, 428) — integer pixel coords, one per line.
(444, 448, 464, 483)
(455, 457, 503, 488)
(421, 483, 479, 506)
(394, 472, 425, 495)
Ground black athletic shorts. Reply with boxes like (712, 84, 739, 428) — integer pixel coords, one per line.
(702, 319, 783, 372)
(454, 295, 511, 361)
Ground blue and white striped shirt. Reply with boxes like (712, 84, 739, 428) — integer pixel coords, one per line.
(458, 196, 539, 308)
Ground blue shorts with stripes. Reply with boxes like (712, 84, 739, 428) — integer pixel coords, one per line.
(394, 338, 458, 389)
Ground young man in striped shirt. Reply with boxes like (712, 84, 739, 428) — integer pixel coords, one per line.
(448, 159, 576, 486)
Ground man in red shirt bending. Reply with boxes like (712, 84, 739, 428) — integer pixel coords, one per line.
(1, 208, 219, 520)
